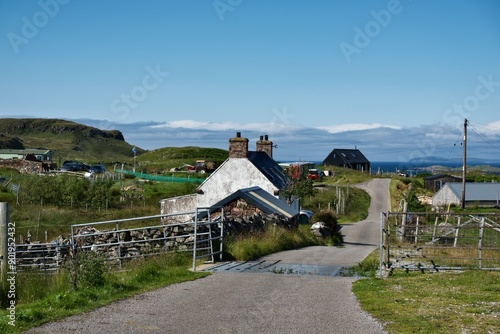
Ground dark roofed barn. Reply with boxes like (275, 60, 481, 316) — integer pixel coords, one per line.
(322, 148, 370, 172)
(424, 174, 462, 192)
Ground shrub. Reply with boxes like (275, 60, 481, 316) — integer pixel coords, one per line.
(67, 251, 108, 289)
(313, 210, 339, 232)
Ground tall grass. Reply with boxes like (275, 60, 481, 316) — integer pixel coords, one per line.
(302, 186, 370, 224)
(225, 225, 330, 261)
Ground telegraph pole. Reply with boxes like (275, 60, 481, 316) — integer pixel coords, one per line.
(461, 118, 467, 209)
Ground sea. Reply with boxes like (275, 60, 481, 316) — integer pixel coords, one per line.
(304, 161, 500, 176)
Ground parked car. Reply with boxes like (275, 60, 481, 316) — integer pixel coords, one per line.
(307, 169, 324, 180)
(61, 160, 89, 172)
(299, 209, 314, 224)
(187, 160, 217, 174)
(84, 164, 106, 178)
(89, 164, 105, 174)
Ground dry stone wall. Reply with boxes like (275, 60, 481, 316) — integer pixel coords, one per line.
(15, 209, 298, 270)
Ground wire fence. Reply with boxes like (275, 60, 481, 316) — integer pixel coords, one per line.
(115, 169, 205, 183)
(380, 212, 500, 273)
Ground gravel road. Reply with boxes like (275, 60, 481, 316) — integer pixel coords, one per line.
(27, 179, 390, 334)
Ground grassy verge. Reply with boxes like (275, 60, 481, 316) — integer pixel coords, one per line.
(302, 186, 371, 225)
(352, 252, 500, 333)
(224, 225, 334, 261)
(0, 254, 209, 333)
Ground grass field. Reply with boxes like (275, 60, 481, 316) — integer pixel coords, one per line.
(351, 251, 500, 334)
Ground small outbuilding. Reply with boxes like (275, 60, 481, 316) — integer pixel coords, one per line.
(209, 186, 299, 219)
(432, 182, 500, 207)
(322, 148, 370, 172)
(424, 174, 462, 192)
(0, 149, 53, 161)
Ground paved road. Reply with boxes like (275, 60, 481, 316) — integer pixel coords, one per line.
(27, 179, 390, 334)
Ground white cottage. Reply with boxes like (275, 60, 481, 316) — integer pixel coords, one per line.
(160, 133, 288, 221)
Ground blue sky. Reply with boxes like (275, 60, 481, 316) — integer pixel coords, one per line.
(1, 0, 500, 163)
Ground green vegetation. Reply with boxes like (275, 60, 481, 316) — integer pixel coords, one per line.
(0, 118, 141, 163)
(352, 258, 500, 333)
(302, 186, 371, 224)
(224, 224, 328, 261)
(0, 172, 200, 239)
(0, 254, 209, 333)
(135, 146, 228, 174)
(4, 118, 500, 333)
(322, 166, 375, 185)
(280, 164, 315, 203)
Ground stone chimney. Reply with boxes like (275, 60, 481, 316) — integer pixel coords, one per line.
(256, 134, 273, 158)
(229, 132, 249, 158)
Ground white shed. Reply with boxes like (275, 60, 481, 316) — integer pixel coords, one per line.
(432, 182, 500, 207)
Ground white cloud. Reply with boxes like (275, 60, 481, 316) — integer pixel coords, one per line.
(70, 118, 500, 162)
(317, 123, 401, 133)
(149, 120, 303, 134)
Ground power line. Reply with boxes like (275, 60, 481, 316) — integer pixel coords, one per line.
(468, 125, 500, 153)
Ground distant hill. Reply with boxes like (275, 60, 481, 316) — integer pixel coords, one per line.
(0, 118, 145, 164)
(409, 156, 500, 165)
(136, 146, 229, 172)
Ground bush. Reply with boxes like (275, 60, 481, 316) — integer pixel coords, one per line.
(67, 251, 108, 289)
(313, 210, 339, 232)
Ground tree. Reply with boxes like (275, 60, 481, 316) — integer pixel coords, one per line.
(281, 165, 314, 203)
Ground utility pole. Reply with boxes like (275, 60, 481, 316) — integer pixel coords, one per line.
(461, 118, 467, 209)
(132, 146, 137, 173)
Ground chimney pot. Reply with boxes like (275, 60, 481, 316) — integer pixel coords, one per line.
(229, 133, 248, 158)
(256, 135, 273, 158)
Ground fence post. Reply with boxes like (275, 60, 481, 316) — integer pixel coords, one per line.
(379, 211, 385, 276)
(397, 201, 407, 242)
(219, 208, 224, 262)
(0, 202, 9, 282)
(116, 222, 122, 269)
(192, 210, 198, 272)
(454, 217, 461, 248)
(478, 217, 484, 269)
(415, 216, 419, 243)
(432, 216, 439, 242)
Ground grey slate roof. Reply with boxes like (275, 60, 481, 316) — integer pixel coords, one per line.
(247, 151, 289, 190)
(423, 174, 461, 181)
(210, 186, 298, 218)
(0, 149, 53, 155)
(323, 148, 370, 166)
(444, 182, 500, 201)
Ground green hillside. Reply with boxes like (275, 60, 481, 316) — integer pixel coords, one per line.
(0, 118, 144, 164)
(136, 146, 229, 173)
(0, 118, 229, 171)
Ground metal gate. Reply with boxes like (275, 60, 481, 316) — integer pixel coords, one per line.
(71, 206, 225, 270)
(380, 212, 500, 273)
